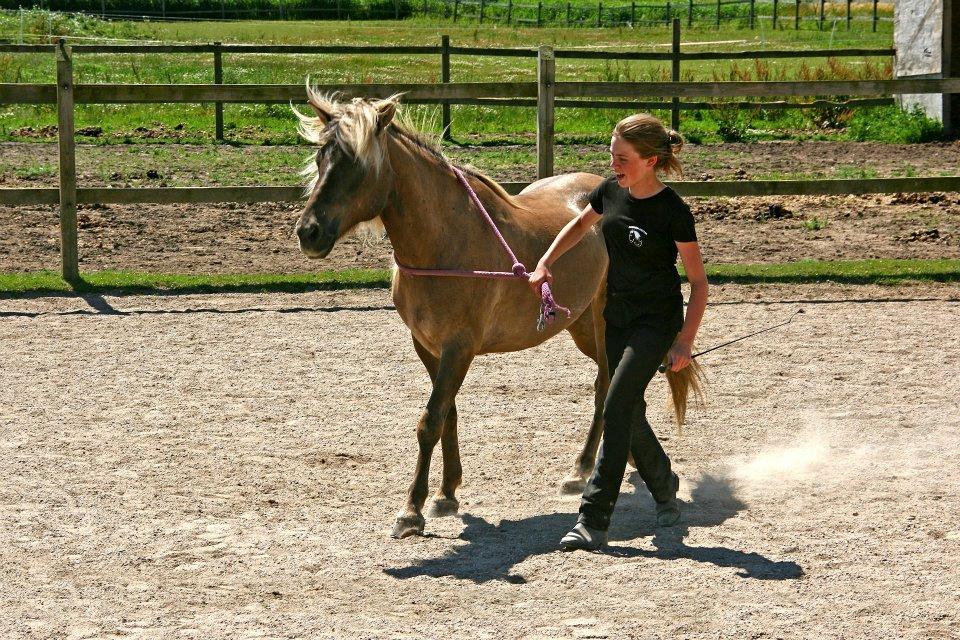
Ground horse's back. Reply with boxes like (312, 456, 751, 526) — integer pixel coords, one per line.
(516, 172, 604, 219)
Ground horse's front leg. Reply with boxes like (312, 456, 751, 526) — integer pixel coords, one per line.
(392, 342, 474, 539)
(410, 337, 462, 519)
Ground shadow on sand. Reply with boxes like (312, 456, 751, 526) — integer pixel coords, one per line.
(384, 471, 803, 584)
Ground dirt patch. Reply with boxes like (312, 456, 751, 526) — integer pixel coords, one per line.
(1, 283, 958, 638)
(1, 141, 958, 273)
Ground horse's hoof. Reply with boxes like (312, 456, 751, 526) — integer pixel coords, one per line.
(560, 476, 586, 495)
(428, 497, 460, 517)
(391, 513, 425, 539)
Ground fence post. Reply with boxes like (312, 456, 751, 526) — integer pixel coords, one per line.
(749, 0, 754, 28)
(56, 39, 78, 283)
(818, 0, 824, 30)
(688, 0, 693, 27)
(772, 0, 778, 28)
(567, 2, 572, 25)
(665, 1, 671, 25)
(214, 42, 224, 141)
(441, 35, 452, 141)
(480, 0, 485, 22)
(715, 0, 720, 26)
(671, 18, 680, 131)
(795, 0, 799, 29)
(943, 0, 957, 139)
(597, 1, 602, 27)
(508, 0, 513, 24)
(846, 0, 851, 30)
(537, 46, 555, 179)
(871, 0, 877, 32)
(454, 0, 459, 21)
(537, 1, 542, 26)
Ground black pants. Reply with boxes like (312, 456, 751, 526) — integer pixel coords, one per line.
(579, 306, 683, 531)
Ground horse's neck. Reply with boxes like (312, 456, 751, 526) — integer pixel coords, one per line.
(380, 135, 512, 268)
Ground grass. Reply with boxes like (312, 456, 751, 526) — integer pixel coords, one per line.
(0, 10, 921, 145)
(2, 259, 958, 297)
(701, 259, 960, 285)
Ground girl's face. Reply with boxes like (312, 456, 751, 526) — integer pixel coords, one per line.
(609, 136, 658, 189)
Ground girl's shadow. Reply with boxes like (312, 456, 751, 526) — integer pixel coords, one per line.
(384, 471, 803, 583)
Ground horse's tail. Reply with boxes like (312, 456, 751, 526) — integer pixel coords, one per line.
(665, 357, 707, 435)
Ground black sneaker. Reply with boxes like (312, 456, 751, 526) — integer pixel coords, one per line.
(559, 521, 608, 551)
(655, 473, 681, 527)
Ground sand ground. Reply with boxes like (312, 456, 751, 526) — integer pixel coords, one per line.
(1, 282, 958, 639)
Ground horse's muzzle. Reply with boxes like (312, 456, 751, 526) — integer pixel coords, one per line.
(296, 220, 337, 258)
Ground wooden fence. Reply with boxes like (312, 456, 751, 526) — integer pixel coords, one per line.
(1, 38, 958, 281)
(0, 28, 898, 139)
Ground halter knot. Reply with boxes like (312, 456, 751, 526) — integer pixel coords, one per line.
(512, 263, 528, 278)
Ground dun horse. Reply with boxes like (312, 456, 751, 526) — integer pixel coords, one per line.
(293, 91, 700, 538)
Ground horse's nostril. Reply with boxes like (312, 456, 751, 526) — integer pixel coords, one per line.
(297, 222, 320, 244)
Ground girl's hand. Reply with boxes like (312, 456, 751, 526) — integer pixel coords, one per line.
(667, 340, 693, 372)
(528, 263, 553, 294)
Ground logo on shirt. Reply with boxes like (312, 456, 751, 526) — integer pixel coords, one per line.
(627, 225, 647, 248)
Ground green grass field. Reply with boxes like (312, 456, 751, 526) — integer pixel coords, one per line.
(2, 259, 957, 297)
(0, 9, 930, 146)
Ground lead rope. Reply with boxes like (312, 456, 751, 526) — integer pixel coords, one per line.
(394, 166, 571, 331)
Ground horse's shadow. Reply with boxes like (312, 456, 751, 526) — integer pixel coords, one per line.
(384, 471, 803, 583)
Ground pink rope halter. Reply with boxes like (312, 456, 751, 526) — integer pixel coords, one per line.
(394, 166, 571, 332)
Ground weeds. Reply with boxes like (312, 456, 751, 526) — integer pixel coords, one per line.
(802, 216, 828, 231)
(847, 106, 943, 143)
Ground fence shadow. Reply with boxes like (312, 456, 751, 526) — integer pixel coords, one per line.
(384, 471, 802, 584)
(0, 277, 391, 300)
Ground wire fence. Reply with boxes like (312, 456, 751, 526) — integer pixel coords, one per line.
(1, 0, 893, 29)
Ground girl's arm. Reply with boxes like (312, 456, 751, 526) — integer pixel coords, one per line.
(667, 240, 708, 371)
(528, 205, 602, 292)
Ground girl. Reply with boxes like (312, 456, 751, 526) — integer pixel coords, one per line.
(528, 114, 707, 551)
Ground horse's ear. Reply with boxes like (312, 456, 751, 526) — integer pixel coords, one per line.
(375, 100, 397, 133)
(309, 99, 334, 125)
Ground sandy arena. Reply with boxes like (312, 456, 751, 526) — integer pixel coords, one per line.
(1, 282, 958, 639)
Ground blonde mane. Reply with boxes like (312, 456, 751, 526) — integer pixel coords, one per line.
(293, 86, 524, 216)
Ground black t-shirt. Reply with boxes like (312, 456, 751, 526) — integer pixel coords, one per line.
(588, 177, 697, 327)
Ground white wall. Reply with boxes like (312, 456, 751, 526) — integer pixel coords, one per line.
(894, 0, 943, 120)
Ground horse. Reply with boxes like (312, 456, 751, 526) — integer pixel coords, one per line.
(292, 90, 701, 539)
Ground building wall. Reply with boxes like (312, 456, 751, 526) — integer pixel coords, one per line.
(894, 0, 943, 120)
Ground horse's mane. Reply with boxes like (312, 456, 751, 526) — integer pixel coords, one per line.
(293, 86, 524, 211)
(386, 121, 523, 209)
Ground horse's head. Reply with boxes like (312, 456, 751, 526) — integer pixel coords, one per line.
(293, 89, 399, 259)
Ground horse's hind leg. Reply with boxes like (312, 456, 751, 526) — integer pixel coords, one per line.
(561, 299, 609, 495)
(392, 339, 474, 539)
(411, 338, 462, 519)
(429, 401, 461, 517)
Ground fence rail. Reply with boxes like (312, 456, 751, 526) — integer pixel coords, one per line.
(7, 177, 960, 208)
(10, 78, 954, 105)
(1, 38, 957, 281)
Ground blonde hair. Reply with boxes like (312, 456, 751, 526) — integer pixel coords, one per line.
(613, 113, 684, 178)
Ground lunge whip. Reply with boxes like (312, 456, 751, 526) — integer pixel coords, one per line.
(658, 308, 804, 373)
